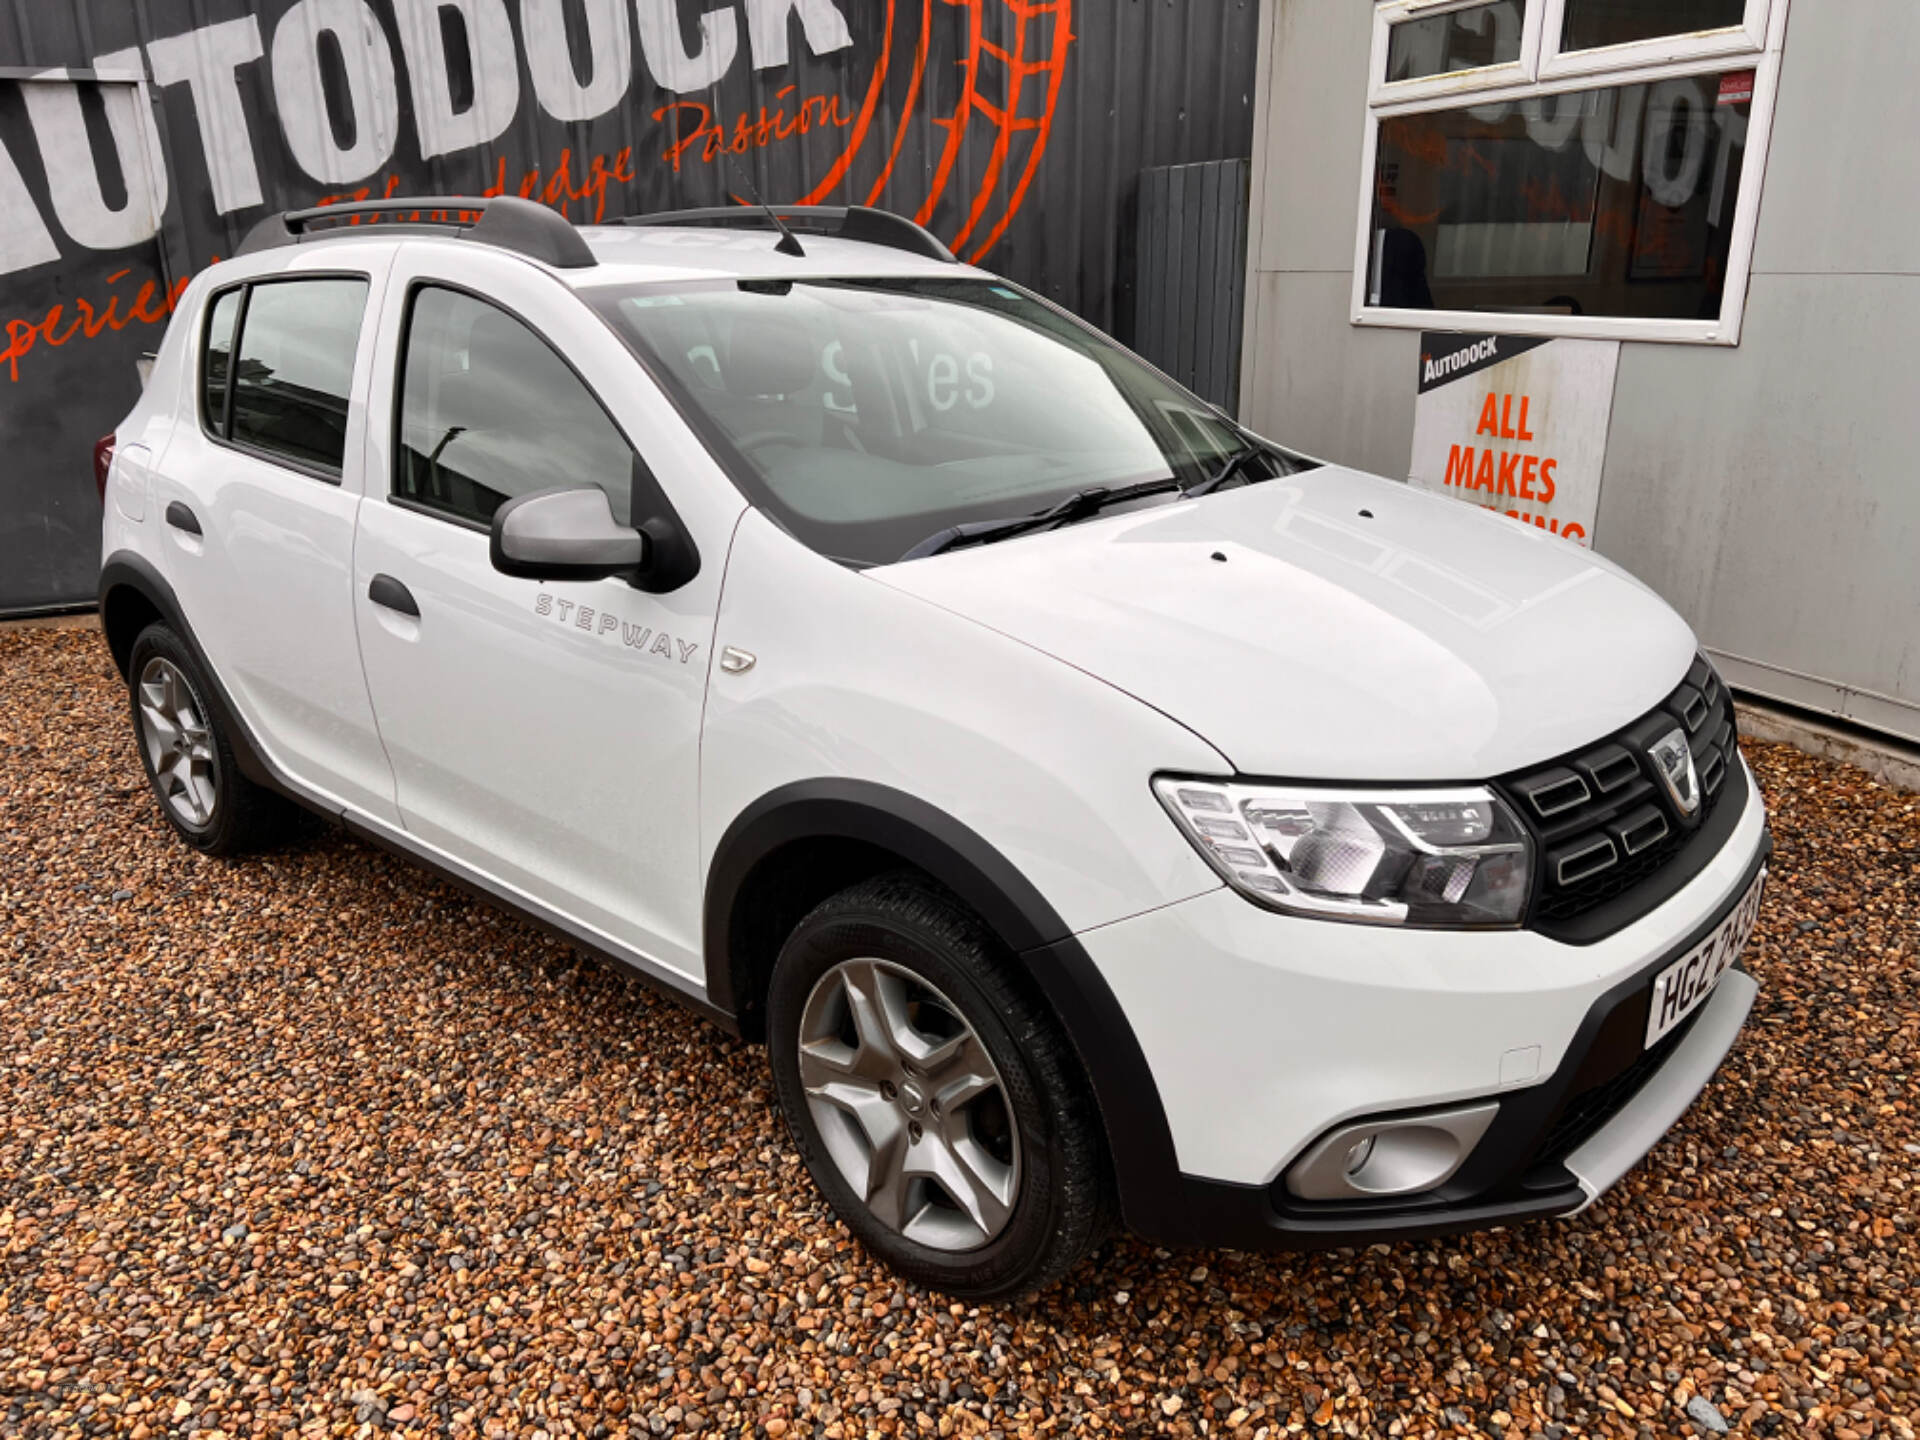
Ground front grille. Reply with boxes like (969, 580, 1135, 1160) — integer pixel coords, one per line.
(1496, 656, 1740, 932)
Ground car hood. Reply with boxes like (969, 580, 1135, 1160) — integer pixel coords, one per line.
(867, 466, 1698, 780)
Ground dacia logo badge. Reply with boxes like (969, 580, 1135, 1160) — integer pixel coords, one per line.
(1648, 727, 1701, 818)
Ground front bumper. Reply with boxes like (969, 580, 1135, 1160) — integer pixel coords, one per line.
(1085, 758, 1771, 1251)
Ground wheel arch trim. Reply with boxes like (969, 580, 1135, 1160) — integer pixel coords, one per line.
(704, 778, 1186, 1235)
(99, 552, 278, 789)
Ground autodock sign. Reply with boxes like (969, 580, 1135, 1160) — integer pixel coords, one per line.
(1409, 332, 1620, 547)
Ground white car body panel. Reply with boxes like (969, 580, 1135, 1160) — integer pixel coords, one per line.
(700, 509, 1228, 936)
(873, 467, 1698, 780)
(568, 227, 978, 287)
(349, 241, 750, 979)
(132, 244, 404, 824)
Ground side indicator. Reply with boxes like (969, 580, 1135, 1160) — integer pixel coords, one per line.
(719, 646, 756, 674)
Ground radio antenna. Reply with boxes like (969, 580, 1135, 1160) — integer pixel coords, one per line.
(727, 153, 806, 258)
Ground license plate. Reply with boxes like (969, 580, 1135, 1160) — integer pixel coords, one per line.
(1644, 867, 1767, 1048)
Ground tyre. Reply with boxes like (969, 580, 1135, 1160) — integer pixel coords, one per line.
(127, 622, 293, 855)
(767, 873, 1111, 1300)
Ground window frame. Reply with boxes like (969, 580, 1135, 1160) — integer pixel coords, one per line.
(197, 272, 372, 484)
(1353, 0, 1789, 344)
(1368, 0, 1544, 108)
(387, 278, 649, 535)
(198, 284, 245, 440)
(1537, 0, 1772, 82)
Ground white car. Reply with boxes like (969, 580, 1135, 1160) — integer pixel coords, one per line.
(96, 197, 1770, 1299)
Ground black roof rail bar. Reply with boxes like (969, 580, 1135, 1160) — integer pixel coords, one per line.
(622, 205, 958, 263)
(235, 195, 598, 269)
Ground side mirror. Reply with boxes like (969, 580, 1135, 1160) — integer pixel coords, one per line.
(491, 486, 648, 582)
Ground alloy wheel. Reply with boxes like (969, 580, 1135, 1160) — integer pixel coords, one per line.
(138, 657, 217, 827)
(796, 957, 1021, 1251)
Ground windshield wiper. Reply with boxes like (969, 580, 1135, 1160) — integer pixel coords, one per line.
(1184, 440, 1273, 497)
(901, 479, 1183, 561)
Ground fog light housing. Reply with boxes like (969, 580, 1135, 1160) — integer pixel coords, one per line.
(1284, 1101, 1500, 1201)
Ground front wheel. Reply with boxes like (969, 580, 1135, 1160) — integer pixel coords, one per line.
(767, 874, 1110, 1300)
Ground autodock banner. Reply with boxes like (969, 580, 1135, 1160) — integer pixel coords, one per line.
(1408, 331, 1619, 547)
(0, 0, 1261, 613)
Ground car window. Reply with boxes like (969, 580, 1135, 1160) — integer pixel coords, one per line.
(394, 286, 635, 527)
(227, 278, 369, 475)
(597, 278, 1251, 566)
(202, 288, 242, 434)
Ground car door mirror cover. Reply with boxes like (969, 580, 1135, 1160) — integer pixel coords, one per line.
(631, 513, 700, 593)
(626, 451, 701, 593)
(490, 486, 649, 581)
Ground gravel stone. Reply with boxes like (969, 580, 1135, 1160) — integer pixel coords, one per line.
(3, 628, 1918, 1437)
(1687, 1394, 1731, 1432)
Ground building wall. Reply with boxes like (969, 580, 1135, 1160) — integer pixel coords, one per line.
(0, 0, 1262, 613)
(1242, 0, 1413, 480)
(1241, 0, 1920, 742)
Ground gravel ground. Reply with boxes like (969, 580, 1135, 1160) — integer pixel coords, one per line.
(2, 626, 1915, 1440)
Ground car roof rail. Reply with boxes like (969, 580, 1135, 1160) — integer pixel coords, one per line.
(622, 205, 958, 263)
(236, 195, 598, 269)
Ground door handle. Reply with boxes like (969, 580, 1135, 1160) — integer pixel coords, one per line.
(368, 574, 420, 618)
(164, 501, 202, 536)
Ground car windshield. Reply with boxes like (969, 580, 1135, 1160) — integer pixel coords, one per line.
(592, 276, 1265, 566)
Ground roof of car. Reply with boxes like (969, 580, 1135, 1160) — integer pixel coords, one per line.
(566, 224, 980, 288)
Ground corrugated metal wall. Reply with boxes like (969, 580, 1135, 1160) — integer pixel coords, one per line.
(0, 0, 1261, 613)
(1134, 157, 1247, 413)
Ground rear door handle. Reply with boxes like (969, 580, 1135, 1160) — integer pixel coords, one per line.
(367, 574, 420, 618)
(164, 501, 202, 536)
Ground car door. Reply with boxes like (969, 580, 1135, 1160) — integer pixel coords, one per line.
(145, 258, 401, 824)
(352, 246, 743, 983)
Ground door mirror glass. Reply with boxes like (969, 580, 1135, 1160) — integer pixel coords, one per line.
(490, 486, 649, 581)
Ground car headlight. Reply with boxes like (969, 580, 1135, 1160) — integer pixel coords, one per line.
(1153, 777, 1533, 927)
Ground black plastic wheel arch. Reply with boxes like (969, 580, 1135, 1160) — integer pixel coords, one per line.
(703, 778, 1187, 1238)
(100, 553, 278, 790)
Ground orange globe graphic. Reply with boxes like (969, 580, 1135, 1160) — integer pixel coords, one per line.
(794, 0, 1075, 264)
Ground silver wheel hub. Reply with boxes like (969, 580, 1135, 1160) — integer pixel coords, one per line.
(797, 957, 1021, 1252)
(137, 657, 217, 828)
(898, 1079, 927, 1116)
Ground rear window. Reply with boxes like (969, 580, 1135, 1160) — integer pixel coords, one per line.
(202, 276, 369, 477)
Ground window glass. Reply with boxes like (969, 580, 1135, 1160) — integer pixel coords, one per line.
(1366, 72, 1751, 320)
(1386, 2, 1523, 83)
(395, 288, 636, 527)
(229, 279, 368, 473)
(599, 278, 1262, 567)
(1561, 0, 1747, 52)
(202, 288, 241, 435)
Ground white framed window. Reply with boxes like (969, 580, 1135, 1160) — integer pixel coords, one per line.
(1368, 0, 1544, 107)
(1538, 0, 1772, 82)
(1353, 0, 1789, 343)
